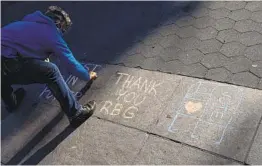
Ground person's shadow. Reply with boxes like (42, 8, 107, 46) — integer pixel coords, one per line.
(6, 80, 94, 165)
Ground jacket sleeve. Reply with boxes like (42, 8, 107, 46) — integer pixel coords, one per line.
(51, 35, 90, 81)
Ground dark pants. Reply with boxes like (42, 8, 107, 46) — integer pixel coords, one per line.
(1, 57, 81, 118)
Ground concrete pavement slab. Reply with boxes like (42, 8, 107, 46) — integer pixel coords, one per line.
(152, 77, 262, 162)
(134, 135, 240, 165)
(37, 117, 148, 165)
(247, 124, 262, 165)
(1, 102, 61, 164)
(79, 65, 183, 131)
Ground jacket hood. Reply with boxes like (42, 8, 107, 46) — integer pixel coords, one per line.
(22, 11, 56, 27)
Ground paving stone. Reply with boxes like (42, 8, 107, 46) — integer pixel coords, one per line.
(209, 8, 230, 19)
(244, 44, 262, 61)
(180, 63, 208, 78)
(175, 16, 195, 27)
(157, 24, 179, 37)
(82, 65, 182, 131)
(1, 102, 61, 163)
(176, 26, 199, 38)
(212, 18, 235, 31)
(38, 118, 148, 165)
(205, 67, 232, 82)
(191, 7, 210, 18)
(135, 135, 238, 165)
(247, 124, 262, 164)
(250, 61, 262, 77)
(124, 42, 145, 56)
(122, 53, 146, 68)
(199, 39, 222, 54)
(239, 31, 262, 46)
(141, 44, 164, 58)
(225, 1, 247, 10)
(204, 1, 226, 9)
(196, 27, 218, 40)
(231, 72, 259, 88)
(220, 42, 246, 57)
(178, 49, 204, 65)
(258, 79, 262, 90)
(141, 56, 165, 71)
(142, 32, 163, 46)
(245, 2, 262, 12)
(216, 29, 240, 43)
(234, 19, 260, 32)
(225, 56, 252, 73)
(160, 46, 182, 61)
(201, 52, 229, 68)
(251, 11, 262, 23)
(160, 60, 185, 74)
(152, 77, 262, 161)
(193, 16, 216, 28)
(159, 35, 182, 48)
(180, 37, 201, 51)
(228, 9, 251, 21)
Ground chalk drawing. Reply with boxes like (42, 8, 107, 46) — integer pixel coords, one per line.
(168, 81, 243, 145)
(99, 72, 163, 119)
(39, 63, 102, 100)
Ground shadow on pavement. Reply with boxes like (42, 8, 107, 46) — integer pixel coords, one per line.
(1, 1, 202, 164)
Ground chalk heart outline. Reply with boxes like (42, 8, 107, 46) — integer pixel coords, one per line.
(185, 101, 203, 114)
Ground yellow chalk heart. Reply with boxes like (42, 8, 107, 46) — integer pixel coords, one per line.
(185, 101, 203, 114)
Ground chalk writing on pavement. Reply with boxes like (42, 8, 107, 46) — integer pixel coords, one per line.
(168, 81, 243, 145)
(99, 72, 163, 119)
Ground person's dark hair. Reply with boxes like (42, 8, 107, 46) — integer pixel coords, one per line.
(45, 6, 72, 33)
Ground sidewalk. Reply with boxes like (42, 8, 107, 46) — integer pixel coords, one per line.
(1, 1, 262, 165)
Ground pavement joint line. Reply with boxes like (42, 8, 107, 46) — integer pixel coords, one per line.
(113, 63, 261, 90)
(93, 116, 245, 165)
(243, 112, 262, 163)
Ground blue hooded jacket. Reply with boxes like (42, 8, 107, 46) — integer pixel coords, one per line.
(1, 11, 90, 81)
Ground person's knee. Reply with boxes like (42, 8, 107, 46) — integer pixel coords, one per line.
(44, 62, 62, 79)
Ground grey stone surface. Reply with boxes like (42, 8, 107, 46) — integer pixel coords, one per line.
(1, 102, 61, 163)
(151, 78, 262, 161)
(178, 49, 204, 65)
(231, 72, 259, 88)
(220, 42, 246, 57)
(247, 124, 262, 165)
(228, 9, 251, 21)
(234, 19, 259, 32)
(225, 57, 252, 74)
(250, 61, 262, 77)
(245, 2, 262, 12)
(160, 46, 182, 61)
(196, 27, 218, 40)
(159, 35, 181, 48)
(193, 16, 216, 29)
(79, 65, 182, 131)
(122, 54, 146, 68)
(179, 63, 208, 78)
(134, 135, 238, 165)
(191, 7, 210, 18)
(160, 60, 185, 74)
(244, 44, 262, 61)
(258, 79, 262, 90)
(199, 39, 222, 54)
(157, 24, 179, 36)
(205, 67, 231, 82)
(251, 11, 262, 23)
(142, 32, 163, 46)
(141, 44, 164, 58)
(209, 8, 230, 19)
(141, 56, 165, 71)
(204, 1, 226, 10)
(175, 16, 195, 27)
(225, 1, 246, 11)
(39, 118, 148, 165)
(238, 31, 262, 46)
(212, 18, 235, 31)
(176, 26, 199, 38)
(201, 52, 228, 68)
(180, 37, 201, 51)
(216, 29, 240, 43)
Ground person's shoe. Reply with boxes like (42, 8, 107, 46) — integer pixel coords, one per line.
(69, 100, 96, 128)
(6, 88, 26, 112)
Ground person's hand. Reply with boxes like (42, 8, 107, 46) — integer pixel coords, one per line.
(89, 71, 97, 80)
